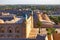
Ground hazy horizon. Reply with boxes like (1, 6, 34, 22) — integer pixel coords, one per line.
(0, 0, 60, 5)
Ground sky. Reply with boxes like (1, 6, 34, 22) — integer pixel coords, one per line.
(0, 0, 60, 5)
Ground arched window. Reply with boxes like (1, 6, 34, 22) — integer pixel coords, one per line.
(15, 27, 20, 33)
(8, 27, 13, 33)
(0, 27, 5, 33)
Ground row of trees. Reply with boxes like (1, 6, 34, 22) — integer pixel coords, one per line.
(37, 20, 59, 40)
(0, 5, 59, 11)
(37, 20, 56, 34)
(49, 16, 60, 25)
(37, 20, 57, 40)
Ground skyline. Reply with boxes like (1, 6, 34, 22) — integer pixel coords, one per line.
(0, 0, 60, 5)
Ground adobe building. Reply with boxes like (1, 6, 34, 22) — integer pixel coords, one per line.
(0, 12, 33, 38)
(33, 11, 54, 28)
(0, 11, 60, 40)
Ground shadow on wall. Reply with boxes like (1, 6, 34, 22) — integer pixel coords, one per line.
(0, 38, 36, 40)
(36, 34, 46, 40)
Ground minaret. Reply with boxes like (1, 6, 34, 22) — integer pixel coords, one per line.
(31, 11, 34, 28)
(25, 14, 28, 38)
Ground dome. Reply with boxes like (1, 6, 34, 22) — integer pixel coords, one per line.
(0, 19, 4, 23)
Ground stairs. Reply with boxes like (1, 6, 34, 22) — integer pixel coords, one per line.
(28, 28, 38, 39)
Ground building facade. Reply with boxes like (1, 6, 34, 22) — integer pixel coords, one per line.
(0, 12, 33, 38)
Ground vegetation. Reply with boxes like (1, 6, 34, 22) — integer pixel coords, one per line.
(37, 20, 42, 33)
(0, 5, 59, 11)
(49, 16, 60, 25)
(46, 28, 56, 40)
(46, 28, 56, 35)
(58, 16, 60, 22)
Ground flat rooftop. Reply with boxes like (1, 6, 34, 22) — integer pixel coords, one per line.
(0, 12, 24, 24)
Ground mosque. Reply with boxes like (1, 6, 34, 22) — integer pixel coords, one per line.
(0, 11, 54, 39)
(0, 12, 33, 38)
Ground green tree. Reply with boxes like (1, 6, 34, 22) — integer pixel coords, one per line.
(46, 28, 56, 40)
(46, 28, 56, 35)
(49, 16, 59, 25)
(31, 6, 36, 10)
(58, 16, 60, 22)
(54, 17, 59, 25)
(37, 20, 42, 33)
